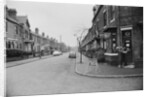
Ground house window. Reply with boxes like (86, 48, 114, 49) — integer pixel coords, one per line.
(103, 11, 107, 26)
(110, 6, 115, 21)
(30, 33, 32, 40)
(15, 26, 18, 34)
(8, 41, 11, 49)
(6, 22, 8, 32)
(6, 42, 8, 48)
(19, 27, 22, 37)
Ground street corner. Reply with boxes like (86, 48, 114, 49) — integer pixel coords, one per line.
(75, 61, 143, 78)
(75, 60, 102, 77)
(75, 61, 89, 75)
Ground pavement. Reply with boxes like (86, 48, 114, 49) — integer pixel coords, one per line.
(6, 55, 53, 68)
(75, 54, 143, 78)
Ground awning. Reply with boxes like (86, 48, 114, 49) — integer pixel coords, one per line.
(103, 26, 117, 32)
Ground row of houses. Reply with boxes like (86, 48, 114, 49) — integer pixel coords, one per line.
(5, 6, 63, 59)
(81, 5, 143, 68)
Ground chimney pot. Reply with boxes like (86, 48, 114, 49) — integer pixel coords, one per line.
(35, 28, 39, 34)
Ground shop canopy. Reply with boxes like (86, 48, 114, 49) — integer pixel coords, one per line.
(103, 26, 117, 32)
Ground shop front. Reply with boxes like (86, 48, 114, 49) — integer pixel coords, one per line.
(103, 27, 119, 66)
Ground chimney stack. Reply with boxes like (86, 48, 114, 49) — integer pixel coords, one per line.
(42, 32, 45, 37)
(8, 9, 17, 19)
(35, 28, 39, 35)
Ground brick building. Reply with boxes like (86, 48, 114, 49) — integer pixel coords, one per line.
(81, 5, 143, 67)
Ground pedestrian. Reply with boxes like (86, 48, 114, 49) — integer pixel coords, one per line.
(120, 47, 129, 68)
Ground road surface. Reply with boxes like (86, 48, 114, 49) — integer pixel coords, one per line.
(6, 53, 143, 96)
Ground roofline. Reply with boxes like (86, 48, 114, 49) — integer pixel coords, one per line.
(92, 5, 103, 23)
(6, 17, 20, 26)
(17, 16, 30, 28)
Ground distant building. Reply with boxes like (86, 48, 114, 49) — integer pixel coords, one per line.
(81, 5, 143, 67)
(31, 28, 41, 55)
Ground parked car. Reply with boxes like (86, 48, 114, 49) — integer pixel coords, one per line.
(53, 51, 62, 56)
(68, 52, 76, 58)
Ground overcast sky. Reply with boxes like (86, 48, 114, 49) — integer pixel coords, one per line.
(7, 0, 94, 47)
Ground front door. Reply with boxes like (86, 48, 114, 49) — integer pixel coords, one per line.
(121, 28, 132, 64)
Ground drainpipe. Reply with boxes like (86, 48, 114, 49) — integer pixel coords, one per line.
(117, 6, 122, 66)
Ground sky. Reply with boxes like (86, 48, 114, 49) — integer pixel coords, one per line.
(7, 0, 94, 47)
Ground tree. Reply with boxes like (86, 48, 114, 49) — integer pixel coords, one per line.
(74, 28, 89, 63)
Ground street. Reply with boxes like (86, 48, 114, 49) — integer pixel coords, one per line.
(6, 53, 143, 96)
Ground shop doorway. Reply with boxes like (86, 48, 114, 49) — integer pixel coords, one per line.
(121, 28, 133, 64)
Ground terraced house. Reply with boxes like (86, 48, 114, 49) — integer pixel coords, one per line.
(5, 7, 25, 59)
(5, 6, 67, 61)
(81, 5, 143, 68)
(5, 7, 51, 60)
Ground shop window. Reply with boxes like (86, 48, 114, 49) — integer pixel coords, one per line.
(112, 43, 116, 52)
(104, 41, 107, 50)
(111, 31, 117, 52)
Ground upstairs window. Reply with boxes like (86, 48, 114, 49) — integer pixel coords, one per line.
(110, 6, 115, 21)
(103, 11, 107, 26)
(15, 26, 18, 34)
